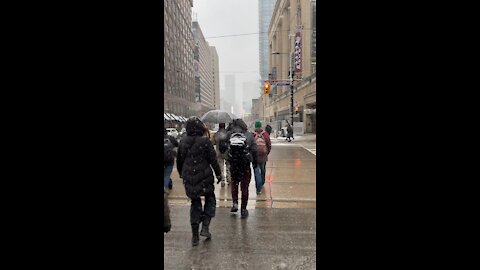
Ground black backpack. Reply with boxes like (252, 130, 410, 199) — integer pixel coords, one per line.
(164, 137, 175, 162)
(227, 132, 249, 168)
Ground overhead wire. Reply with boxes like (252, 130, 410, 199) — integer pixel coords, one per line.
(203, 28, 313, 39)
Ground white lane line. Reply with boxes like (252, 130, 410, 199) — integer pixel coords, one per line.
(301, 145, 316, 156)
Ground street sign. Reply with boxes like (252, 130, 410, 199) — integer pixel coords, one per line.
(272, 82, 291, 86)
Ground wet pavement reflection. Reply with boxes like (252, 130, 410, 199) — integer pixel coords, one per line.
(164, 206, 316, 269)
(168, 144, 316, 209)
(165, 143, 317, 269)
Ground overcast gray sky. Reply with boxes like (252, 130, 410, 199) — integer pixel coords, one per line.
(192, 0, 260, 107)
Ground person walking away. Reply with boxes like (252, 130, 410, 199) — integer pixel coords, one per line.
(288, 123, 294, 141)
(253, 121, 271, 194)
(164, 128, 179, 189)
(164, 187, 171, 233)
(227, 118, 257, 218)
(285, 125, 290, 142)
(177, 117, 223, 246)
(213, 123, 231, 187)
(286, 123, 294, 142)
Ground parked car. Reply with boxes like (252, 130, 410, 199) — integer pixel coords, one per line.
(166, 128, 179, 139)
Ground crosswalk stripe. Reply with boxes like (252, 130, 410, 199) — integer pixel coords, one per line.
(301, 145, 316, 156)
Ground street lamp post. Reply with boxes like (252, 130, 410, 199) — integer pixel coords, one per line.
(272, 50, 295, 127)
(289, 50, 294, 128)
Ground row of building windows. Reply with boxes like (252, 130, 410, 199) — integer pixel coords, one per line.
(164, 1, 195, 116)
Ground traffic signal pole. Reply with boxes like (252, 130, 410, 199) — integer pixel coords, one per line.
(290, 51, 294, 127)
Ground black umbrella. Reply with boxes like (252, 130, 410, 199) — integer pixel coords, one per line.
(200, 110, 237, 124)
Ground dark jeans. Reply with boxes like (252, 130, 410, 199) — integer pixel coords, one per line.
(164, 164, 173, 188)
(190, 193, 216, 225)
(231, 167, 252, 209)
(254, 162, 266, 193)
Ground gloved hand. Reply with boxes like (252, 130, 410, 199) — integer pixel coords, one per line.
(216, 175, 223, 184)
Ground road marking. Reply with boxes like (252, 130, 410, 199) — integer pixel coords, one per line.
(301, 145, 316, 156)
(271, 143, 303, 146)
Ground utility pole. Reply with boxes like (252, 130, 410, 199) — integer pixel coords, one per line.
(290, 51, 294, 127)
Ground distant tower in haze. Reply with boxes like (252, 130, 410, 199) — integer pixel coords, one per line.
(258, 0, 277, 86)
(225, 74, 240, 116)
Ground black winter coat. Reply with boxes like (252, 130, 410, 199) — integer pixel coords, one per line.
(287, 126, 293, 137)
(176, 136, 221, 199)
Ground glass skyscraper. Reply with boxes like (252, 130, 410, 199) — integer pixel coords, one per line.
(258, 0, 277, 84)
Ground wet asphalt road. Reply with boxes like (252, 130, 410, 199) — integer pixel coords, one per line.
(164, 140, 317, 269)
(164, 206, 316, 270)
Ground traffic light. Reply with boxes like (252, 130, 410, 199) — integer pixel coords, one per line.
(264, 82, 271, 95)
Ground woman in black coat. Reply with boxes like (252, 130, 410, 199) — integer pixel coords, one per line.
(176, 117, 222, 246)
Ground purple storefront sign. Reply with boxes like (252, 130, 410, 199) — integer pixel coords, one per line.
(294, 31, 302, 73)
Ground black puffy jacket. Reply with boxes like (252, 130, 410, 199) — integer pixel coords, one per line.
(176, 136, 221, 199)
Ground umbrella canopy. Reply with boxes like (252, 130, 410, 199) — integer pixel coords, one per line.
(200, 110, 237, 124)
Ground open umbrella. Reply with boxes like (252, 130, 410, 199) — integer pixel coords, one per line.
(200, 110, 237, 124)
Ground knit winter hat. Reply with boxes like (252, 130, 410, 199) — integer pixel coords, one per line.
(255, 120, 262, 128)
(186, 116, 205, 136)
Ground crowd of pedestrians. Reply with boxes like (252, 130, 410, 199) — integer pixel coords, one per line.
(164, 117, 272, 246)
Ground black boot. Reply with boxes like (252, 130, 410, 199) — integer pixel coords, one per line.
(200, 216, 212, 238)
(241, 208, 249, 218)
(231, 202, 238, 212)
(191, 224, 200, 246)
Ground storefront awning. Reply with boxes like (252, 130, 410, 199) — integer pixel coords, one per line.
(170, 113, 181, 122)
(166, 113, 175, 121)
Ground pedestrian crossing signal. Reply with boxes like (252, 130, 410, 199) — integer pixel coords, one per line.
(264, 83, 271, 94)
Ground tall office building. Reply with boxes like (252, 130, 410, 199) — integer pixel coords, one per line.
(210, 46, 220, 110)
(259, 0, 277, 85)
(164, 0, 195, 118)
(192, 21, 214, 116)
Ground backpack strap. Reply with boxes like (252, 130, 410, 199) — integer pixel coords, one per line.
(255, 130, 267, 139)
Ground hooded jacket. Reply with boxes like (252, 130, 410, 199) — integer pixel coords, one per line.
(176, 118, 221, 199)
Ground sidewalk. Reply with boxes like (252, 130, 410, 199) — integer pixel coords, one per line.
(270, 133, 317, 143)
